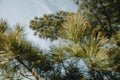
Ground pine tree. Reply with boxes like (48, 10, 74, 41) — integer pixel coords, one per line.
(78, 0, 120, 37)
(30, 11, 74, 40)
(29, 11, 120, 79)
(1, 1, 120, 79)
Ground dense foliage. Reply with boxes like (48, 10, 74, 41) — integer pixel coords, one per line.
(78, 0, 120, 37)
(29, 11, 120, 79)
(0, 20, 85, 80)
(30, 11, 74, 40)
(0, 0, 120, 80)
